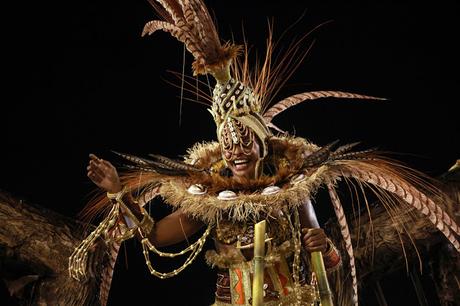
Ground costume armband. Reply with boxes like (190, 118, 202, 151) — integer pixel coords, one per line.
(323, 238, 342, 272)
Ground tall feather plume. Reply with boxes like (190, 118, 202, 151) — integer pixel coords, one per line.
(263, 91, 386, 124)
(143, 0, 240, 80)
(232, 20, 324, 114)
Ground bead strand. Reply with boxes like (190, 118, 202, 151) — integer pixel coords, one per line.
(140, 224, 212, 278)
(69, 203, 120, 280)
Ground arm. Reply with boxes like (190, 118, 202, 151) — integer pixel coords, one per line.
(298, 197, 326, 252)
(87, 153, 204, 247)
(147, 209, 204, 247)
(298, 198, 341, 271)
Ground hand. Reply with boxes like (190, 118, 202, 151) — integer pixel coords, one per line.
(87, 154, 122, 193)
(301, 228, 328, 253)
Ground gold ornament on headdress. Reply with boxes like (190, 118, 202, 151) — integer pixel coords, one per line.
(211, 78, 271, 159)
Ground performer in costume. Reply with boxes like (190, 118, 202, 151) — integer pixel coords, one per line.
(69, 1, 460, 305)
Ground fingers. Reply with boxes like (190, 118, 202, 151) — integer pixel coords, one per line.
(89, 154, 115, 171)
(88, 156, 110, 173)
(89, 161, 106, 177)
(305, 245, 326, 253)
(87, 169, 103, 183)
(89, 153, 100, 161)
(302, 228, 325, 239)
(87, 154, 108, 184)
(86, 164, 104, 184)
(302, 227, 327, 253)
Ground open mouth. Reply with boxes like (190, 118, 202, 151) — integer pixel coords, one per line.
(233, 159, 250, 170)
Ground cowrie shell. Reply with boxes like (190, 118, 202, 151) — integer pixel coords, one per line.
(261, 186, 280, 195)
(218, 190, 237, 200)
(187, 184, 207, 195)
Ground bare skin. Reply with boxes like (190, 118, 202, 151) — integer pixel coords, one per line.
(223, 138, 260, 180)
(87, 153, 203, 247)
(87, 154, 122, 193)
(299, 199, 328, 253)
(87, 139, 327, 252)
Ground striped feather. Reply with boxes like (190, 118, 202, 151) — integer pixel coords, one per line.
(122, 163, 189, 176)
(303, 140, 339, 167)
(186, 0, 219, 51)
(142, 20, 204, 61)
(148, 154, 204, 172)
(263, 91, 385, 123)
(113, 151, 203, 174)
(328, 184, 359, 306)
(99, 241, 121, 306)
(331, 149, 377, 161)
(144, 0, 236, 77)
(331, 142, 361, 156)
(337, 162, 460, 251)
(112, 151, 152, 166)
(153, 0, 184, 23)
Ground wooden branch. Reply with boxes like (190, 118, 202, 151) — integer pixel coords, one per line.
(0, 191, 108, 305)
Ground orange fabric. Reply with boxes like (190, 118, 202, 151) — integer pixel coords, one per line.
(234, 268, 245, 304)
(275, 262, 289, 296)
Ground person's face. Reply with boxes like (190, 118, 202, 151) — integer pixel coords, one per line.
(221, 119, 261, 179)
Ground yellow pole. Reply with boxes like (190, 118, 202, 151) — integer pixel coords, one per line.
(311, 251, 334, 306)
(252, 220, 266, 306)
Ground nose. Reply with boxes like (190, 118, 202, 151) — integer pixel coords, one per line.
(233, 144, 244, 156)
(233, 144, 245, 159)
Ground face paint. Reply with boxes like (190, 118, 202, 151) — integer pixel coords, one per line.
(221, 118, 261, 179)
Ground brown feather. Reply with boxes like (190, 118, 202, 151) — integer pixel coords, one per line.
(99, 242, 121, 306)
(263, 91, 386, 124)
(144, 0, 238, 77)
(147, 154, 205, 172)
(331, 142, 361, 156)
(142, 20, 204, 62)
(328, 184, 359, 306)
(152, 0, 184, 23)
(333, 160, 460, 251)
(303, 140, 339, 167)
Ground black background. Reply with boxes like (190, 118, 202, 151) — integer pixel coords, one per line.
(2, 0, 459, 305)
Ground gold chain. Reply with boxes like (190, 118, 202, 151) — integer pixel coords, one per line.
(140, 224, 212, 279)
(286, 207, 303, 305)
(68, 203, 120, 281)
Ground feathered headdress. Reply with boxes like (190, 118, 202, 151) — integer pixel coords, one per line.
(142, 0, 382, 165)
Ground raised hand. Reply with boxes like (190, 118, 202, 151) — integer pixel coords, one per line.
(87, 154, 122, 193)
(301, 227, 328, 253)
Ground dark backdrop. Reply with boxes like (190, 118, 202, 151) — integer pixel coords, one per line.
(2, 0, 459, 305)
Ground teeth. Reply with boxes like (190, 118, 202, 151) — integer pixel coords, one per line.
(234, 159, 248, 165)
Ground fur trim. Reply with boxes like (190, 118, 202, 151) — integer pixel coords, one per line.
(156, 136, 328, 223)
